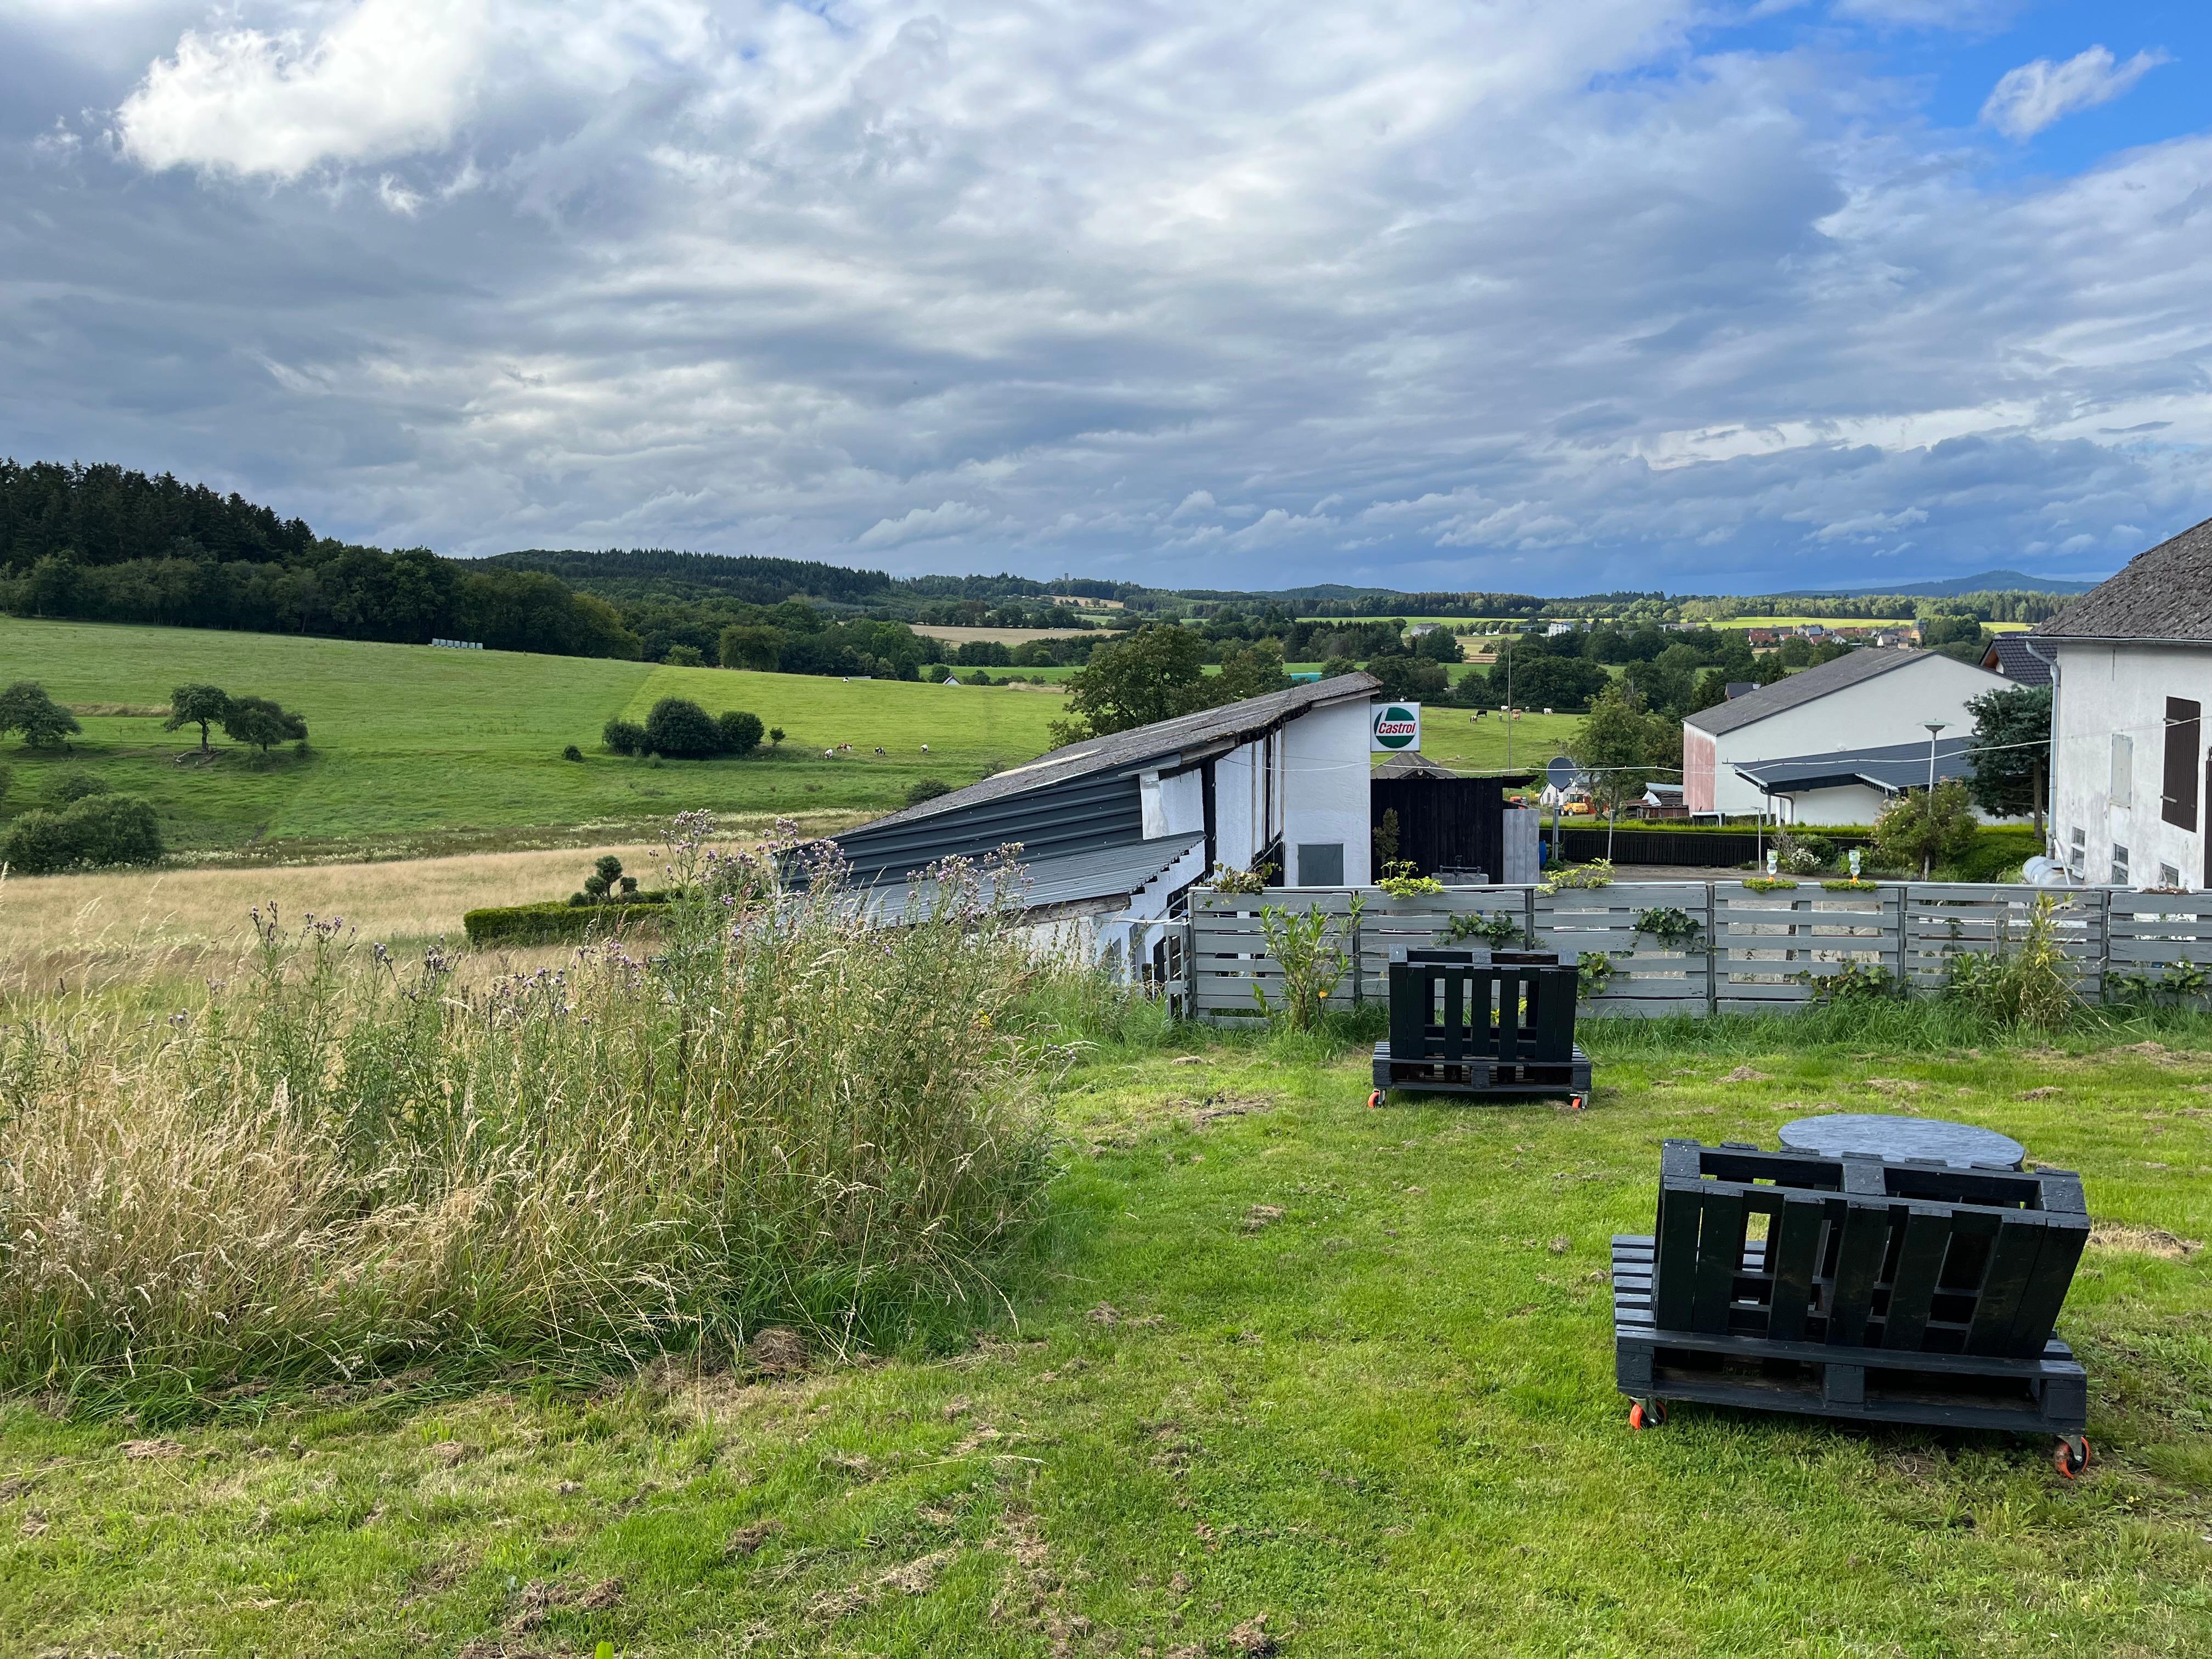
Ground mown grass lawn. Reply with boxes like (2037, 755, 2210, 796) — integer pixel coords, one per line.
(7, 1023, 2209, 1656)
(0, 618, 1066, 857)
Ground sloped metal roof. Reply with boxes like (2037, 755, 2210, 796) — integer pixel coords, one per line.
(855, 834, 1204, 923)
(1684, 649, 1932, 737)
(851, 672, 1381, 834)
(1734, 735, 1979, 796)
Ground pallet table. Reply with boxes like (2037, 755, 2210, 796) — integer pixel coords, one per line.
(1614, 1139, 2092, 1476)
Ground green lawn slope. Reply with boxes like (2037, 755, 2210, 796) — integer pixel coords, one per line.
(0, 619, 1068, 858)
(5, 1022, 2208, 1656)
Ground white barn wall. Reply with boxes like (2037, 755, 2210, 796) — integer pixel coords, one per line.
(1283, 699, 1373, 887)
(1214, 738, 1260, 871)
(2052, 642, 2212, 889)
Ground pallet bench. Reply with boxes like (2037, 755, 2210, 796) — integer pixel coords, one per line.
(1614, 1140, 2092, 1474)
(1370, 947, 1591, 1107)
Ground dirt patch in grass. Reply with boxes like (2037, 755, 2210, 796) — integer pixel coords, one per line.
(2088, 1224, 2202, 1260)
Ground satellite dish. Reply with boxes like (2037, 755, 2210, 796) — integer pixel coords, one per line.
(1547, 754, 1582, 791)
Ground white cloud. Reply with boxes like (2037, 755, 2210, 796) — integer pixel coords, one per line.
(0, 1, 2202, 592)
(1981, 46, 2169, 142)
(854, 500, 1000, 549)
(1832, 0, 2021, 30)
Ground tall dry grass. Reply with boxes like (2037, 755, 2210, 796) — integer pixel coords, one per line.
(0, 820, 1086, 1415)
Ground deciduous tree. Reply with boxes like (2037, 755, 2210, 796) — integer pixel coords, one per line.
(1875, 780, 1979, 879)
(222, 695, 308, 757)
(1965, 684, 2050, 833)
(164, 684, 232, 753)
(0, 681, 80, 751)
(1051, 623, 1214, 744)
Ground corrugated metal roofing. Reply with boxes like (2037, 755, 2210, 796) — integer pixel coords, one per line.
(1684, 648, 1933, 737)
(835, 767, 1144, 884)
(2034, 517, 2212, 641)
(849, 672, 1381, 836)
(856, 834, 1204, 923)
(1734, 735, 1979, 796)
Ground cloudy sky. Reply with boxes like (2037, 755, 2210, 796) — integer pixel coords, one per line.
(3, 1, 2208, 594)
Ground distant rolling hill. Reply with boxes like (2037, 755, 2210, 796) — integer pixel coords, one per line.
(1782, 568, 2104, 599)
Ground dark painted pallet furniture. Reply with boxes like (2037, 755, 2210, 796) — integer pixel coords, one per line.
(1370, 947, 1592, 1107)
(1614, 1139, 2092, 1475)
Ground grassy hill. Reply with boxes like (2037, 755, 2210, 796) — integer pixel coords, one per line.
(0, 618, 1068, 860)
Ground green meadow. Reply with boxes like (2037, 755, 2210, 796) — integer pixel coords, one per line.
(7, 1017, 2209, 1657)
(0, 619, 1068, 858)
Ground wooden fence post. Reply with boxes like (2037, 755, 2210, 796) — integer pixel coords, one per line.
(1705, 880, 1718, 1018)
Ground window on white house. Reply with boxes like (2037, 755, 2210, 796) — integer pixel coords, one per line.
(2112, 733, 2133, 808)
(2160, 863, 2181, 888)
(2068, 826, 2085, 874)
(2111, 843, 2130, 885)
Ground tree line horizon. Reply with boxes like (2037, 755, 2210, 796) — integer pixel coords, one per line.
(2, 460, 2073, 678)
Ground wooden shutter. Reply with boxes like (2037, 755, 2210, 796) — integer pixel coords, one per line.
(2163, 697, 2201, 831)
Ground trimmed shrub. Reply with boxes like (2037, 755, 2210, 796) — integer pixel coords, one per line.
(906, 777, 953, 807)
(716, 709, 764, 756)
(644, 697, 720, 759)
(464, 898, 668, 947)
(2, 793, 163, 874)
(562, 743, 584, 761)
(602, 718, 647, 756)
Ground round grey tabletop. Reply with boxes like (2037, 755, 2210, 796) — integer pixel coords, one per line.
(1779, 1113, 2025, 1170)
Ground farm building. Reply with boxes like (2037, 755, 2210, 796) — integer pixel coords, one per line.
(830, 673, 1381, 965)
(1681, 648, 2008, 821)
(2034, 516, 2212, 888)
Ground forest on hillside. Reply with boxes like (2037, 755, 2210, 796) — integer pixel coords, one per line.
(1, 460, 2081, 675)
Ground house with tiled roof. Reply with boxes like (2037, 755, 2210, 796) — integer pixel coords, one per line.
(2033, 517, 2212, 887)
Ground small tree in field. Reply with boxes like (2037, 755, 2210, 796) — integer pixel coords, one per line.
(223, 696, 308, 757)
(165, 684, 232, 753)
(0, 682, 81, 751)
(716, 709, 765, 756)
(1875, 780, 1979, 879)
(644, 697, 720, 759)
(1575, 684, 1676, 859)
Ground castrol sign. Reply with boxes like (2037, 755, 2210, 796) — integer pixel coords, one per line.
(1370, 703, 1421, 752)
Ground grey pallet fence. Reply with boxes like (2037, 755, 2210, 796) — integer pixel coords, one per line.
(1180, 879, 2132, 1024)
(1712, 882, 1899, 1014)
(1900, 885, 2106, 1001)
(2103, 890, 2212, 1005)
(1537, 883, 1713, 1018)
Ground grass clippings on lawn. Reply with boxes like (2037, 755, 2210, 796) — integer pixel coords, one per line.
(4, 1026, 2211, 1656)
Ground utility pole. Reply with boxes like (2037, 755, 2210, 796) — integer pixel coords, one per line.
(1922, 721, 1948, 879)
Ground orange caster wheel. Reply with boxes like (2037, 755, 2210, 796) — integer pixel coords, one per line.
(1568, 1093, 1588, 1111)
(1367, 1090, 1384, 1110)
(1628, 1400, 1666, 1431)
(2053, 1435, 2091, 1479)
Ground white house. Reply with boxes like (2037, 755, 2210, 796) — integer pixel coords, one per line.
(2035, 517, 2212, 889)
(1682, 648, 2010, 822)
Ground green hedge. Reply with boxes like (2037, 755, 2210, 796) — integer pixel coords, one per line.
(2, 793, 164, 874)
(464, 898, 669, 947)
